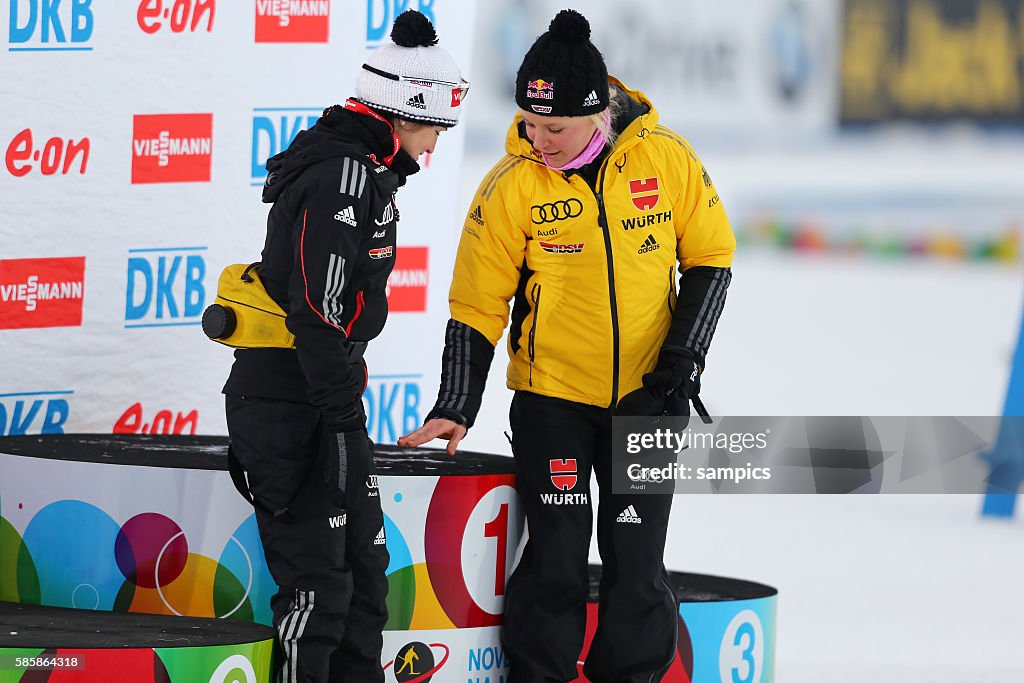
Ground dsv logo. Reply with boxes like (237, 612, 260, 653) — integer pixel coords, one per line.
(531, 199, 583, 224)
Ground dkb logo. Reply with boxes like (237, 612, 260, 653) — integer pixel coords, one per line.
(367, 0, 435, 47)
(0, 390, 73, 435)
(251, 108, 320, 185)
(363, 373, 421, 444)
(124, 247, 206, 328)
(8, 0, 94, 51)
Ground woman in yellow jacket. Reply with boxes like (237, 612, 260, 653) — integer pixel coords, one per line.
(400, 9, 734, 682)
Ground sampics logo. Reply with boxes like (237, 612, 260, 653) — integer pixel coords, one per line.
(251, 107, 319, 185)
(0, 257, 85, 329)
(386, 246, 428, 313)
(8, 0, 95, 52)
(5, 129, 90, 177)
(255, 0, 329, 43)
(131, 114, 213, 184)
(137, 0, 215, 34)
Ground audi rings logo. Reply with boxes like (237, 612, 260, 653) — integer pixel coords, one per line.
(531, 199, 583, 224)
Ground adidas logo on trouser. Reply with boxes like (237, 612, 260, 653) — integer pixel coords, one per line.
(616, 505, 642, 523)
(374, 526, 386, 545)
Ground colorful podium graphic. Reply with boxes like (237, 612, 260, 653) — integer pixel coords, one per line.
(0, 435, 523, 682)
(575, 566, 777, 683)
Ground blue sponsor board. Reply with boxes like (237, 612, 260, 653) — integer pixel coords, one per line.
(8, 0, 94, 52)
(0, 390, 73, 435)
(251, 108, 320, 186)
(364, 373, 422, 445)
(124, 247, 207, 328)
(366, 0, 436, 47)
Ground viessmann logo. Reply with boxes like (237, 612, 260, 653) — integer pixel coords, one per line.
(0, 257, 85, 329)
(386, 246, 428, 313)
(255, 0, 329, 43)
(131, 114, 213, 184)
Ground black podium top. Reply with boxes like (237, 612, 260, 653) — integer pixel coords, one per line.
(0, 601, 274, 649)
(587, 564, 777, 602)
(0, 435, 515, 476)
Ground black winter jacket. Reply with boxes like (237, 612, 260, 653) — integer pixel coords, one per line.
(223, 104, 420, 426)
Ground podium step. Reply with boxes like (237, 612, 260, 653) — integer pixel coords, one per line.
(0, 601, 274, 683)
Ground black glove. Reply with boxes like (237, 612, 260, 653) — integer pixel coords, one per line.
(616, 354, 700, 417)
(323, 400, 370, 510)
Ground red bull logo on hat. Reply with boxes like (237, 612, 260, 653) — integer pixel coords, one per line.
(527, 78, 555, 100)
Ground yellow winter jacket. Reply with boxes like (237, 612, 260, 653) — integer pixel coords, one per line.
(449, 78, 735, 408)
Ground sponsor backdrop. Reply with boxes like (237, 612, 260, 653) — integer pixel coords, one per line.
(0, 0, 475, 442)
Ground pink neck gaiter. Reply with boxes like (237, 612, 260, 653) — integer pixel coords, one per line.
(542, 116, 610, 171)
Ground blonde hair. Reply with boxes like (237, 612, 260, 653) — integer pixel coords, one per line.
(589, 86, 623, 147)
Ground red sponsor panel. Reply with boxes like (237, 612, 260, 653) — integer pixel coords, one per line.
(386, 246, 428, 313)
(131, 114, 213, 184)
(255, 0, 330, 43)
(0, 257, 86, 329)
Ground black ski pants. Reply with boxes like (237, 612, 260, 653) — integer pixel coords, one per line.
(226, 395, 388, 683)
(502, 391, 678, 683)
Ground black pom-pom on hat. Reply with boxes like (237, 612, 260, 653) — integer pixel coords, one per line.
(515, 9, 609, 117)
(547, 9, 591, 42)
(391, 10, 438, 47)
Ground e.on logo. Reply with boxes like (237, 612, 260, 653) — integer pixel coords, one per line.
(255, 0, 329, 43)
(137, 0, 215, 34)
(385, 246, 428, 313)
(0, 257, 86, 329)
(131, 114, 213, 184)
(113, 402, 198, 435)
(5, 129, 89, 177)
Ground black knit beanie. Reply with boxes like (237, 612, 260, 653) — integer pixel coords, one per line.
(515, 9, 609, 117)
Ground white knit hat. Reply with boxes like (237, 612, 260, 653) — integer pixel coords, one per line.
(355, 11, 468, 127)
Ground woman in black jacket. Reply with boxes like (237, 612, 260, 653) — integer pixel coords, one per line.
(221, 11, 467, 683)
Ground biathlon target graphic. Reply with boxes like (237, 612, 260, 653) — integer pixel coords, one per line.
(0, 495, 273, 624)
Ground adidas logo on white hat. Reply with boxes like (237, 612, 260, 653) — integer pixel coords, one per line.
(582, 89, 600, 107)
(406, 93, 427, 110)
(374, 526, 386, 545)
(616, 505, 642, 524)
